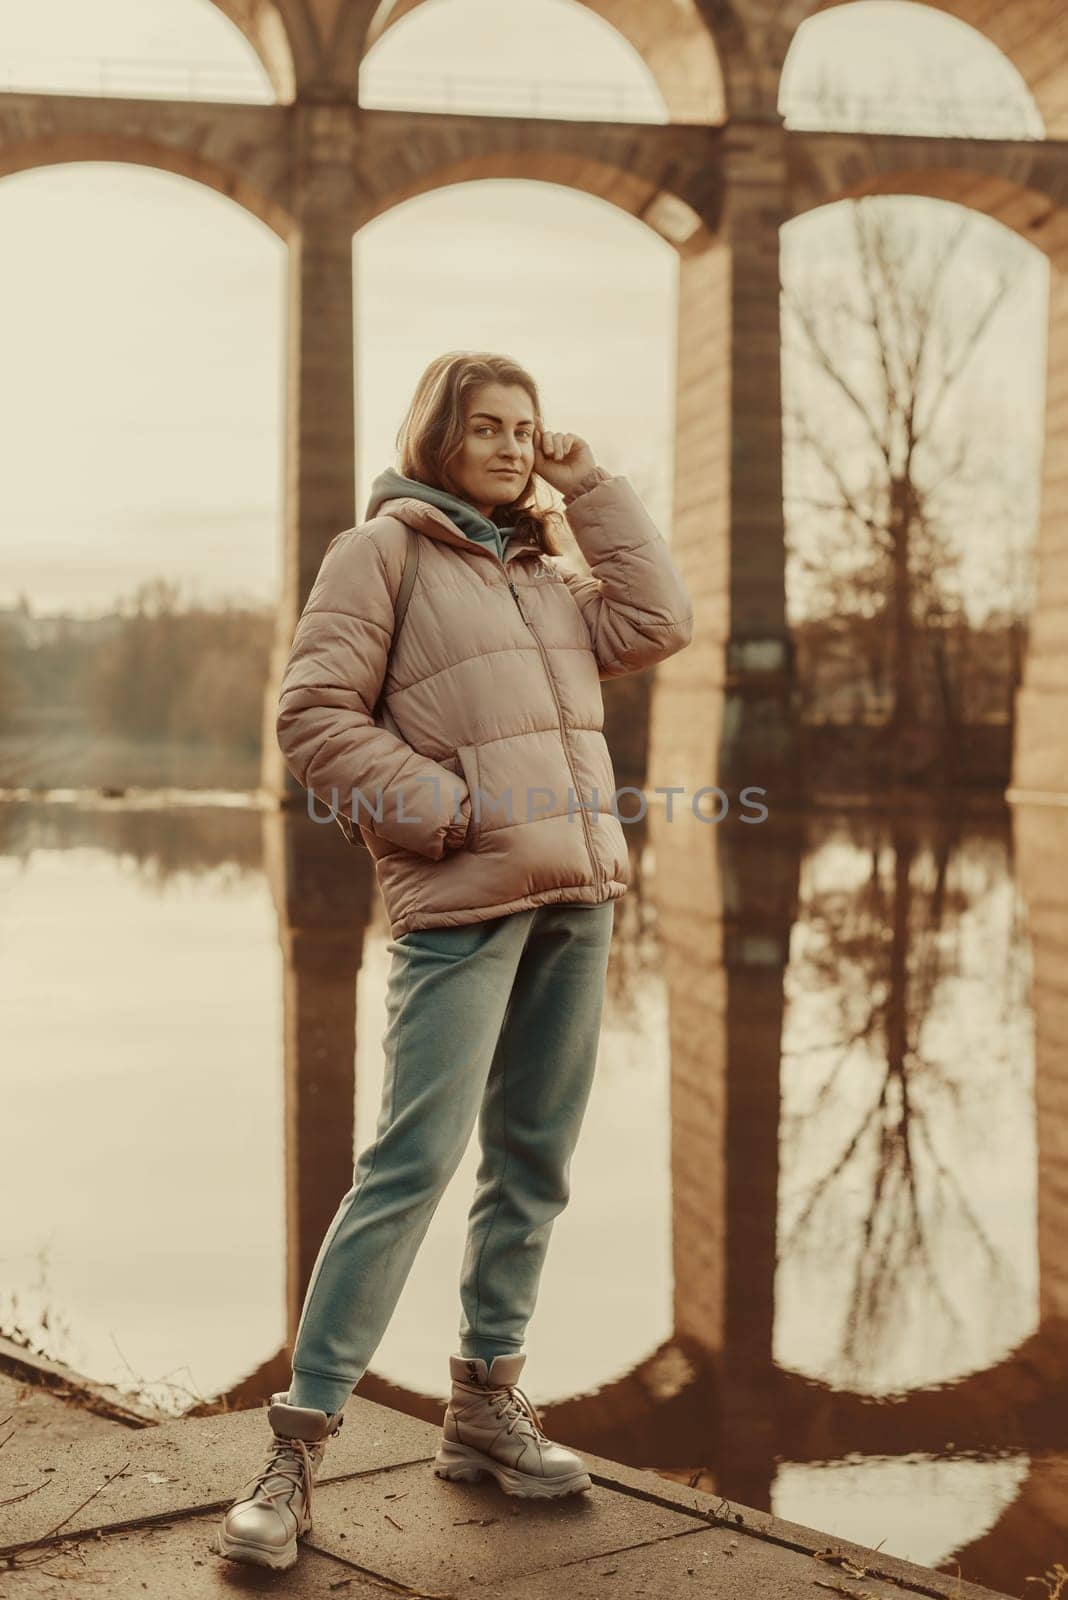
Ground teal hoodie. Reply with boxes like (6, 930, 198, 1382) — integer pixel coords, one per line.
(365, 466, 521, 563)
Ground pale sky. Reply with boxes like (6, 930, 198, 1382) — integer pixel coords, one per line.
(781, 0, 1042, 138)
(0, 0, 1046, 615)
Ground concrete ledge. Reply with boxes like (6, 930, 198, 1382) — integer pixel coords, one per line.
(0, 1385, 1014, 1600)
(308, 1461, 708, 1593)
(0, 1388, 434, 1551)
(574, 1442, 1006, 1600)
(0, 1334, 165, 1428)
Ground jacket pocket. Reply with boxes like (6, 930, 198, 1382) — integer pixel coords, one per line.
(455, 744, 482, 853)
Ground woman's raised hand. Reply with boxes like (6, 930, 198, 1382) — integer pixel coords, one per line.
(533, 428, 598, 498)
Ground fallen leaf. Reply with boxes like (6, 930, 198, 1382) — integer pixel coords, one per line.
(813, 1549, 868, 1577)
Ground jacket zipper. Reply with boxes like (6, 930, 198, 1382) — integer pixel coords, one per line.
(412, 517, 606, 890)
(497, 555, 605, 892)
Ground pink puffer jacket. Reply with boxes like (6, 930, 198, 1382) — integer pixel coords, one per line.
(276, 470, 693, 937)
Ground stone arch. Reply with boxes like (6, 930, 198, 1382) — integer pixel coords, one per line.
(0, 137, 295, 240)
(786, 152, 1068, 794)
(345, 0, 726, 123)
(187, 0, 300, 101)
(786, 137, 1066, 244)
(770, 0, 1068, 136)
(354, 145, 716, 253)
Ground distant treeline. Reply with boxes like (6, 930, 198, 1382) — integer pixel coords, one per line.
(0, 579, 273, 753)
(793, 611, 1028, 726)
(0, 584, 1026, 787)
(0, 580, 655, 786)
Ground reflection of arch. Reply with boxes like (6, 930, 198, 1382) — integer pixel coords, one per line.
(352, 0, 726, 124)
(777, 1318, 1068, 1582)
(951, 1454, 1068, 1600)
(256, 794, 1066, 1573)
(777, 1318, 1068, 1456)
(772, 0, 1068, 136)
(0, 136, 294, 240)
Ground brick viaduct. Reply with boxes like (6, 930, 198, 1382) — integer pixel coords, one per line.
(2, 6, 1065, 1581)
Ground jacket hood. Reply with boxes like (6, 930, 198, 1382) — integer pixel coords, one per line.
(366, 467, 521, 562)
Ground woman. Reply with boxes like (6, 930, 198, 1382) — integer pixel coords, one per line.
(214, 351, 693, 1571)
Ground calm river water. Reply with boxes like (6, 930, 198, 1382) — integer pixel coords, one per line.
(1, 789, 1063, 1596)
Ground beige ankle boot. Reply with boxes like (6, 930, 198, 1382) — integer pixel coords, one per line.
(433, 1353, 591, 1498)
(213, 1392, 345, 1570)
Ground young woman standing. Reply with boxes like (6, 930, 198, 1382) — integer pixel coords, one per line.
(214, 351, 693, 1570)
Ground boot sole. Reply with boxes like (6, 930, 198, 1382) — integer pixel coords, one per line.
(212, 1523, 305, 1571)
(433, 1439, 591, 1498)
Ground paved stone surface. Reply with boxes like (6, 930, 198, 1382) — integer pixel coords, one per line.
(0, 1383, 1014, 1600)
(0, 1509, 385, 1597)
(0, 1372, 128, 1459)
(0, 1390, 434, 1550)
(308, 1460, 706, 1592)
(482, 1523, 948, 1599)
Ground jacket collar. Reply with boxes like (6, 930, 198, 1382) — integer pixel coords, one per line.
(375, 496, 541, 565)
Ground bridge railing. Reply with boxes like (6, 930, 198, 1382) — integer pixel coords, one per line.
(0, 52, 276, 103)
(0, 53, 693, 119)
(0, 54, 1042, 139)
(779, 86, 1042, 140)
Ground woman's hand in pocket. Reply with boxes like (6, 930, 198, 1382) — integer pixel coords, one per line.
(443, 790, 472, 852)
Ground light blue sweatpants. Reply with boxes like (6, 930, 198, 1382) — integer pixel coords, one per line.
(286, 900, 615, 1416)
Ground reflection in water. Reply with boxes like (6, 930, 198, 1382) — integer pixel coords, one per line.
(0, 796, 284, 1408)
(774, 1453, 1033, 1569)
(777, 811, 1037, 1395)
(1, 790, 1065, 1595)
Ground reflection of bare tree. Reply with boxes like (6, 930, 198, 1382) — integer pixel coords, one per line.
(778, 810, 1033, 1388)
(2, 797, 264, 887)
(0, 1241, 79, 1373)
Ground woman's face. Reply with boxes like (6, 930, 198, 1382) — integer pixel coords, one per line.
(451, 382, 537, 516)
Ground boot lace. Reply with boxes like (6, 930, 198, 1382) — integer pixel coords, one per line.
(247, 1437, 316, 1519)
(245, 1415, 342, 1526)
(486, 1383, 548, 1441)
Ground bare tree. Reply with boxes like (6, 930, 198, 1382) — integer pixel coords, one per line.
(782, 194, 1036, 786)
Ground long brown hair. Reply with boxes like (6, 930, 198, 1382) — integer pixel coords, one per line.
(395, 351, 568, 557)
